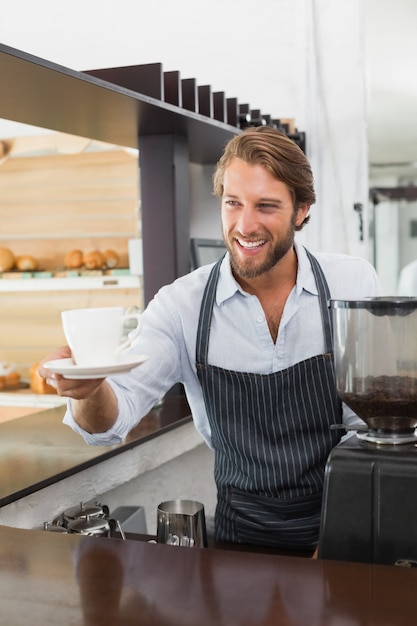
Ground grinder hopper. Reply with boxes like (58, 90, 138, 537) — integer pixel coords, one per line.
(330, 296, 417, 444)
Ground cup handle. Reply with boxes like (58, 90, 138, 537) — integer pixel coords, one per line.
(116, 313, 142, 354)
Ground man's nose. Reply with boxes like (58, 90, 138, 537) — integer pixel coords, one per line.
(235, 205, 259, 235)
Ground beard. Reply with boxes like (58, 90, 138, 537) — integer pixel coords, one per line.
(225, 214, 296, 280)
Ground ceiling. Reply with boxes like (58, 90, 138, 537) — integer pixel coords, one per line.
(366, 0, 417, 185)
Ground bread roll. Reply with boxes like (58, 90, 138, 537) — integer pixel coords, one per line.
(103, 249, 120, 268)
(0, 247, 15, 272)
(64, 249, 84, 269)
(16, 255, 38, 271)
(83, 250, 104, 270)
(29, 363, 57, 394)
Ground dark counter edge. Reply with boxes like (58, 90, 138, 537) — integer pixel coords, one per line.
(0, 395, 192, 508)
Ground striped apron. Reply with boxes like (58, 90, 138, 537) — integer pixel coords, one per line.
(196, 249, 342, 549)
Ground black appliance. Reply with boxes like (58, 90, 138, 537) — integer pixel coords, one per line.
(318, 436, 417, 565)
(318, 298, 417, 565)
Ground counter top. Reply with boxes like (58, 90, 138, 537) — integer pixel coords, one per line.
(1, 524, 416, 625)
(0, 395, 191, 507)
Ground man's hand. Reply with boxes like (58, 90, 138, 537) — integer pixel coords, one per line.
(38, 346, 107, 400)
(38, 347, 119, 434)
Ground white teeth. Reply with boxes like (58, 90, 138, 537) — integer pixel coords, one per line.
(237, 239, 265, 249)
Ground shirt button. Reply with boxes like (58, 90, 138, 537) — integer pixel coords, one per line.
(257, 316, 264, 323)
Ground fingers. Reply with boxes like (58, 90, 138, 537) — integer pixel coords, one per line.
(45, 373, 58, 390)
(38, 346, 72, 379)
(38, 345, 106, 400)
(45, 372, 106, 400)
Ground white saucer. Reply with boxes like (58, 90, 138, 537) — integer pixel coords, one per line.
(44, 354, 148, 379)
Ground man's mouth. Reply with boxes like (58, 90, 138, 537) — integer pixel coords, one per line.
(236, 238, 266, 249)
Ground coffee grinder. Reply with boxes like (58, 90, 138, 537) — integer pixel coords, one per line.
(318, 297, 417, 565)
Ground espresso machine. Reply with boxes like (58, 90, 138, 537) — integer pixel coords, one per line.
(318, 297, 417, 565)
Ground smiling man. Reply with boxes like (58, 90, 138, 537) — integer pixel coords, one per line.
(217, 143, 311, 342)
(40, 126, 381, 552)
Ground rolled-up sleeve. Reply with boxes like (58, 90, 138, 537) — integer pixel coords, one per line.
(62, 377, 140, 445)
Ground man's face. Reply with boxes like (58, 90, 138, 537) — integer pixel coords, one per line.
(221, 158, 308, 280)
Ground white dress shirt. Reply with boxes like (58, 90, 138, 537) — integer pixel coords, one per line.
(64, 241, 382, 446)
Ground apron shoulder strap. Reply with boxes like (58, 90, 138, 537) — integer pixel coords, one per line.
(303, 247, 333, 353)
(196, 256, 224, 364)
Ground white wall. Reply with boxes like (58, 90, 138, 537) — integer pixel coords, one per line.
(1, 0, 371, 260)
(374, 201, 399, 294)
(398, 202, 417, 268)
(306, 1, 369, 258)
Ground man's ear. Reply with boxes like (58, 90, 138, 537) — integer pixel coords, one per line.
(295, 203, 310, 227)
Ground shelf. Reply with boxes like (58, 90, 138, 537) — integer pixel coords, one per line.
(0, 275, 141, 292)
(0, 44, 239, 165)
(0, 391, 67, 409)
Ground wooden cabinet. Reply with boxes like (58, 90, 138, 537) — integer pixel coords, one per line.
(0, 147, 139, 271)
(0, 141, 142, 374)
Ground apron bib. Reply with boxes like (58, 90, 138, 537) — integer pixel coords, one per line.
(196, 249, 342, 549)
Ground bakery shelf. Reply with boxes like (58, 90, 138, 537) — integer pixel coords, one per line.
(0, 275, 140, 292)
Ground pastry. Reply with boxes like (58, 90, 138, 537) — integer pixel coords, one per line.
(83, 250, 104, 270)
(103, 249, 120, 268)
(64, 249, 84, 269)
(16, 255, 38, 271)
(5, 371, 20, 388)
(0, 247, 15, 272)
(0, 362, 21, 389)
(29, 363, 57, 394)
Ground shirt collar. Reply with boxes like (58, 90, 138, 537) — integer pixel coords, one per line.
(216, 239, 318, 305)
(216, 254, 241, 305)
(294, 240, 319, 296)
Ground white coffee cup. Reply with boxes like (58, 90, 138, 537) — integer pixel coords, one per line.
(61, 306, 142, 367)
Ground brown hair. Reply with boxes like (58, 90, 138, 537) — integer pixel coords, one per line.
(213, 126, 315, 230)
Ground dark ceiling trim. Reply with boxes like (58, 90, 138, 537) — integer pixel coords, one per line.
(370, 187, 417, 203)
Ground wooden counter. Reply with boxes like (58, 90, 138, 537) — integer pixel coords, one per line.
(0, 395, 192, 508)
(0, 524, 416, 625)
(0, 403, 49, 423)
